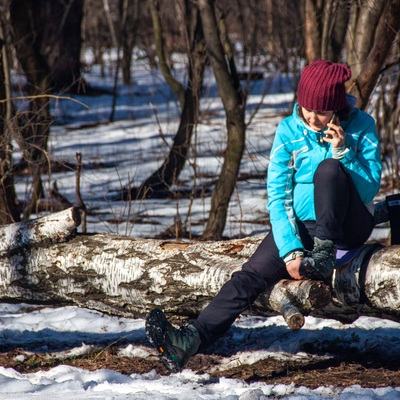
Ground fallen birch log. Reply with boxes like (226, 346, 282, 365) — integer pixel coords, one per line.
(0, 207, 398, 330)
(0, 207, 81, 256)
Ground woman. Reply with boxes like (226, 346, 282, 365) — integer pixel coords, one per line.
(145, 59, 382, 372)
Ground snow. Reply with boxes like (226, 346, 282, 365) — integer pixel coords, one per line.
(4, 52, 396, 399)
(1, 303, 400, 399)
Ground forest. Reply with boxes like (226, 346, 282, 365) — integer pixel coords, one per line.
(0, 1, 400, 397)
(0, 0, 399, 239)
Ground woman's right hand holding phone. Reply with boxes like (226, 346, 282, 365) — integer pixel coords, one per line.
(323, 114, 346, 148)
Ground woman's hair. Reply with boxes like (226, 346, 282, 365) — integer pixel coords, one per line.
(336, 104, 353, 121)
(297, 95, 354, 124)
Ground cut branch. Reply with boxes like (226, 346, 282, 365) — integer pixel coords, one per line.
(0, 207, 80, 256)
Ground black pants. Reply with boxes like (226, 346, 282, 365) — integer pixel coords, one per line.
(192, 159, 375, 347)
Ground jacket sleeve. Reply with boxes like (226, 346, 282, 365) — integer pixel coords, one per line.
(267, 124, 304, 258)
(340, 112, 382, 204)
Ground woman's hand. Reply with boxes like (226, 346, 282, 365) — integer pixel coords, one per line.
(286, 256, 303, 280)
(323, 121, 346, 148)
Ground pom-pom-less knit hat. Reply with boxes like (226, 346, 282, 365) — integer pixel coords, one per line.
(297, 59, 352, 111)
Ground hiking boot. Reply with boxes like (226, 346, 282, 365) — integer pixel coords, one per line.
(145, 308, 201, 372)
(299, 237, 336, 281)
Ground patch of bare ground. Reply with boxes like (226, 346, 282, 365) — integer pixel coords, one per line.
(1, 347, 399, 389)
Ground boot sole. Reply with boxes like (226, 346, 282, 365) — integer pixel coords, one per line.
(145, 308, 182, 373)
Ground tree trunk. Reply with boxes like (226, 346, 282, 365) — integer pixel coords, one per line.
(198, 0, 246, 240)
(119, 0, 139, 85)
(10, 0, 52, 218)
(2, 207, 400, 331)
(320, 0, 334, 60)
(0, 16, 20, 224)
(148, 0, 185, 109)
(346, 0, 386, 78)
(330, 0, 350, 62)
(123, 2, 206, 199)
(303, 0, 322, 63)
(40, 0, 86, 93)
(10, 0, 85, 94)
(348, 0, 400, 110)
(303, 0, 350, 64)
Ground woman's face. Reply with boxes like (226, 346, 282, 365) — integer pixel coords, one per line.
(301, 108, 334, 131)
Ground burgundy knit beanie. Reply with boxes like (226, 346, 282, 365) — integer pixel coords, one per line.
(297, 60, 352, 111)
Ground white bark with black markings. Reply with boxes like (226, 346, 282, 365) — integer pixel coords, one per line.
(0, 207, 81, 256)
(0, 207, 398, 330)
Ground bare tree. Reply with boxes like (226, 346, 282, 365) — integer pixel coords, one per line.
(40, 0, 86, 93)
(10, 0, 52, 218)
(83, 0, 111, 76)
(346, 0, 400, 109)
(120, 0, 206, 200)
(264, 0, 304, 68)
(7, 0, 87, 217)
(303, 0, 350, 63)
(198, 0, 246, 240)
(119, 0, 140, 85)
(148, 0, 185, 108)
(303, 0, 322, 62)
(346, 0, 386, 78)
(11, 0, 85, 94)
(0, 10, 20, 224)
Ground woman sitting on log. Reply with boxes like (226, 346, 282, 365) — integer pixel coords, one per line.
(146, 59, 382, 372)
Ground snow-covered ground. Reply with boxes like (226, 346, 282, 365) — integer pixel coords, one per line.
(1, 303, 400, 399)
(3, 53, 396, 399)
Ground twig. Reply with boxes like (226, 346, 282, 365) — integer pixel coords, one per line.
(0, 95, 91, 110)
(149, 103, 171, 149)
(75, 153, 87, 233)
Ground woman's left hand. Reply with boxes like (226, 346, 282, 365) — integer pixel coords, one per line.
(323, 121, 346, 148)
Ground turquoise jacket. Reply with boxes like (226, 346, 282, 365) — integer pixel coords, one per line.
(267, 102, 382, 258)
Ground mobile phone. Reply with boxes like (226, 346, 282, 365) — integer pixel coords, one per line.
(321, 113, 338, 140)
(330, 112, 338, 125)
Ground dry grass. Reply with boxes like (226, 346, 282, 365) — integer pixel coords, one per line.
(2, 345, 400, 389)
